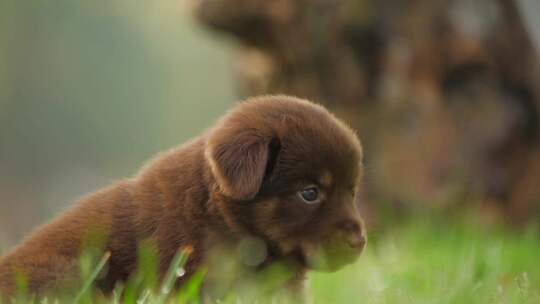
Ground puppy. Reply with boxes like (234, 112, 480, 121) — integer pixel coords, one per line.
(0, 95, 366, 301)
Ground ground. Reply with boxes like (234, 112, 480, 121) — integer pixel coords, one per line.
(1, 214, 539, 303)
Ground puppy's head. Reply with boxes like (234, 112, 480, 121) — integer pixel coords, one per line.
(205, 95, 365, 272)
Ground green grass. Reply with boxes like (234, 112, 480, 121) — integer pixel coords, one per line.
(311, 217, 540, 304)
(2, 216, 539, 303)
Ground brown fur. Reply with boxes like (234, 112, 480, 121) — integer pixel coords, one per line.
(0, 95, 365, 301)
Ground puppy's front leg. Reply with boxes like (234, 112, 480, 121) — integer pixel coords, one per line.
(280, 269, 309, 304)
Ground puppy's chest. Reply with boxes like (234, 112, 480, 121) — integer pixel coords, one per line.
(198, 232, 303, 299)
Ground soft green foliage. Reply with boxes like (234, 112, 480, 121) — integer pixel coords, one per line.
(1, 217, 538, 303)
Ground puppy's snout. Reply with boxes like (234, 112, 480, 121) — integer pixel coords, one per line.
(347, 232, 367, 249)
(337, 220, 366, 249)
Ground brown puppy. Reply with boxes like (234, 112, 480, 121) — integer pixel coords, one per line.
(0, 95, 365, 301)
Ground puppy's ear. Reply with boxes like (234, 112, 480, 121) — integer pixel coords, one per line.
(206, 128, 279, 201)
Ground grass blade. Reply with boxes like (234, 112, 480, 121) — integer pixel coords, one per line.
(74, 251, 111, 303)
(155, 246, 193, 304)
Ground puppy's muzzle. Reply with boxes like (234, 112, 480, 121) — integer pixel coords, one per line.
(336, 218, 367, 251)
(304, 217, 366, 272)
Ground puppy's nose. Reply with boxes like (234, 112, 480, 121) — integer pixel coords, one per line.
(347, 233, 367, 249)
(337, 220, 366, 249)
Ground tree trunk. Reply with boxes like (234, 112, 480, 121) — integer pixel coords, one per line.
(194, 0, 540, 223)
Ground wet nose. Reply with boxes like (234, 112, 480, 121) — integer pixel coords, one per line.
(337, 220, 367, 249)
(348, 232, 367, 248)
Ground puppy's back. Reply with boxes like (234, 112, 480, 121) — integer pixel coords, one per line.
(0, 135, 209, 297)
(0, 181, 135, 296)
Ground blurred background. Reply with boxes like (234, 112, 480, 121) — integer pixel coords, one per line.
(1, 0, 540, 302)
(0, 1, 237, 246)
(192, 0, 540, 226)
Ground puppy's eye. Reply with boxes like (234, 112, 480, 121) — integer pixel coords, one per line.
(298, 186, 320, 204)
